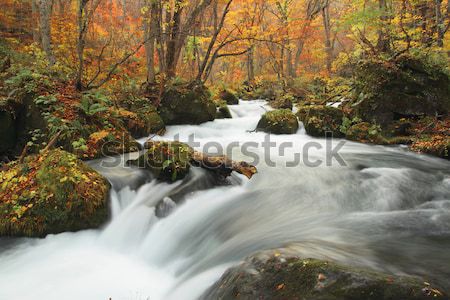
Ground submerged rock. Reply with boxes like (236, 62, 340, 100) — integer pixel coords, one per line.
(203, 253, 447, 300)
(256, 109, 299, 134)
(220, 89, 239, 105)
(297, 105, 344, 138)
(158, 83, 216, 125)
(0, 149, 110, 237)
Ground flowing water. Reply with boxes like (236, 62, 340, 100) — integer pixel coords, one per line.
(1, 100, 450, 300)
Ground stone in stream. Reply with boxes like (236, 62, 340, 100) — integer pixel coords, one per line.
(297, 105, 344, 138)
(219, 89, 239, 105)
(0, 149, 110, 237)
(256, 109, 299, 134)
(128, 140, 257, 183)
(158, 82, 217, 125)
(202, 251, 448, 300)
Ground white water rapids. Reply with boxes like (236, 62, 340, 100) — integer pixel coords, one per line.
(0, 100, 449, 299)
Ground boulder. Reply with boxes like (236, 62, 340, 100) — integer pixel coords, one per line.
(0, 104, 16, 154)
(118, 105, 165, 138)
(203, 253, 447, 300)
(0, 149, 110, 237)
(216, 104, 233, 119)
(297, 105, 344, 137)
(220, 89, 239, 105)
(256, 109, 299, 134)
(352, 54, 450, 126)
(158, 83, 216, 125)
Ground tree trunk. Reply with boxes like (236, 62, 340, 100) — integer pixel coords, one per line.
(247, 45, 255, 82)
(435, 0, 444, 47)
(32, 0, 41, 44)
(143, 0, 156, 83)
(76, 0, 86, 90)
(322, 4, 332, 73)
(38, 0, 56, 65)
(376, 0, 391, 52)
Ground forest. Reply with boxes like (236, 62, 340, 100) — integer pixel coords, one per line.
(0, 0, 450, 299)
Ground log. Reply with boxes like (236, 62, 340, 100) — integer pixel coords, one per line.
(143, 140, 257, 179)
(191, 151, 257, 179)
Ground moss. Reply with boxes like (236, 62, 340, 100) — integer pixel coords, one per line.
(256, 109, 299, 134)
(346, 122, 386, 144)
(158, 82, 216, 125)
(0, 108, 16, 154)
(118, 105, 165, 138)
(220, 89, 239, 105)
(204, 255, 446, 300)
(130, 141, 193, 182)
(0, 149, 110, 237)
(351, 54, 450, 126)
(297, 105, 344, 137)
(271, 93, 294, 110)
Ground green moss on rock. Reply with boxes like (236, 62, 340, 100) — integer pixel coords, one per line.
(203, 254, 447, 300)
(352, 54, 450, 125)
(118, 105, 165, 138)
(346, 122, 386, 144)
(256, 109, 299, 134)
(130, 141, 194, 182)
(0, 149, 110, 237)
(158, 83, 216, 125)
(297, 105, 344, 137)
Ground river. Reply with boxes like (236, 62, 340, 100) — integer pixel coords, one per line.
(0, 100, 449, 300)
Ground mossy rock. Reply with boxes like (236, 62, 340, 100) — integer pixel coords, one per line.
(220, 89, 239, 105)
(346, 122, 386, 144)
(203, 254, 447, 300)
(216, 104, 232, 119)
(256, 109, 299, 134)
(118, 105, 165, 138)
(130, 141, 193, 182)
(297, 105, 344, 137)
(158, 83, 216, 125)
(0, 149, 110, 237)
(271, 93, 294, 110)
(352, 54, 450, 126)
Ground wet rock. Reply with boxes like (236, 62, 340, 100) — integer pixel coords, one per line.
(216, 104, 233, 119)
(158, 82, 216, 125)
(0, 149, 110, 237)
(118, 104, 165, 138)
(297, 105, 344, 137)
(220, 89, 239, 105)
(203, 253, 448, 300)
(352, 54, 450, 126)
(346, 122, 386, 144)
(256, 109, 299, 134)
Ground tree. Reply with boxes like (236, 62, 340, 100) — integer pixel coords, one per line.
(38, 0, 56, 65)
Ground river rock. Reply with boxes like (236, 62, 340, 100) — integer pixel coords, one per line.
(0, 149, 110, 237)
(352, 54, 450, 125)
(203, 252, 448, 300)
(158, 82, 216, 125)
(216, 103, 233, 119)
(256, 109, 299, 134)
(297, 105, 344, 137)
(220, 89, 239, 105)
